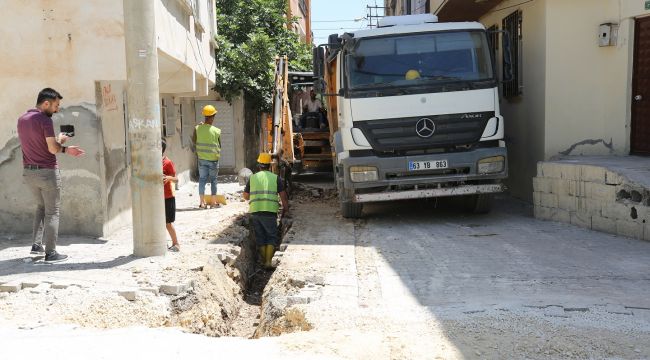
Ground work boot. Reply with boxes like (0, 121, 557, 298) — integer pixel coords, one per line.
(263, 244, 275, 269)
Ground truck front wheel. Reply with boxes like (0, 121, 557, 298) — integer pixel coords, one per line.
(341, 201, 363, 218)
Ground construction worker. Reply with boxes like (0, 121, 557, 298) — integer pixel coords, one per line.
(242, 153, 289, 269)
(191, 105, 221, 209)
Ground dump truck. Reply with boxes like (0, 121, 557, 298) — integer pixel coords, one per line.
(312, 14, 511, 218)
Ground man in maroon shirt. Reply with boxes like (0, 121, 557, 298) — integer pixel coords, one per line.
(17, 88, 84, 262)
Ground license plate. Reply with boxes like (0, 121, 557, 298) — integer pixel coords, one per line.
(408, 159, 448, 171)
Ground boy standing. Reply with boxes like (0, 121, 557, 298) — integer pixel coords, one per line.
(162, 139, 179, 251)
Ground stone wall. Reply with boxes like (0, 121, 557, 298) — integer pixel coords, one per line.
(533, 161, 650, 241)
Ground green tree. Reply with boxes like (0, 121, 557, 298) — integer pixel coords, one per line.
(214, 0, 312, 111)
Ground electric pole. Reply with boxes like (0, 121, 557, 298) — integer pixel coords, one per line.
(123, 0, 167, 256)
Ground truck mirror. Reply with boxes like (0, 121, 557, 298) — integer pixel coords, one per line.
(328, 33, 342, 50)
(312, 47, 325, 78)
(502, 31, 514, 82)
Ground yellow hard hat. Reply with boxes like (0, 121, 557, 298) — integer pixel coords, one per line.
(202, 105, 217, 116)
(405, 69, 421, 80)
(257, 153, 272, 164)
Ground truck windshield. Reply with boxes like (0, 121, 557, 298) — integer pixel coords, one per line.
(347, 30, 494, 90)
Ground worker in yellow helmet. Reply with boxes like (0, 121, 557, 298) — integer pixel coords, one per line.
(191, 105, 221, 209)
(243, 153, 289, 269)
(405, 69, 421, 80)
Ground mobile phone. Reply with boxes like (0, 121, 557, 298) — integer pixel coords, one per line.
(60, 124, 75, 137)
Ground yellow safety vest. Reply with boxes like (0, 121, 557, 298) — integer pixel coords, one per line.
(249, 171, 279, 213)
(195, 124, 221, 161)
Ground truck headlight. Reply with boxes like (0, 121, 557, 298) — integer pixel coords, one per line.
(350, 166, 379, 182)
(477, 156, 505, 174)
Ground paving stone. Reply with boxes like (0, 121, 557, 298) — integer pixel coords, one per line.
(605, 304, 633, 315)
(159, 283, 188, 295)
(118, 290, 138, 301)
(139, 287, 159, 295)
(20, 281, 40, 289)
(544, 306, 569, 318)
(0, 282, 22, 293)
(30, 283, 51, 294)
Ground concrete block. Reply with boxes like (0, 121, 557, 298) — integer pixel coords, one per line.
(536, 162, 543, 177)
(51, 283, 69, 290)
(570, 211, 592, 229)
(558, 195, 578, 212)
(616, 220, 644, 239)
(580, 165, 607, 184)
(576, 198, 603, 216)
(540, 162, 562, 179)
(551, 179, 578, 196)
(30, 283, 51, 294)
(534, 205, 551, 220)
(540, 193, 559, 208)
(559, 163, 580, 181)
(20, 281, 40, 289)
(159, 283, 189, 295)
(533, 177, 552, 193)
(592, 216, 617, 234)
(139, 287, 159, 295)
(602, 202, 633, 221)
(0, 282, 22, 293)
(605, 171, 624, 185)
(585, 182, 617, 201)
(533, 192, 542, 206)
(550, 208, 571, 223)
(118, 290, 138, 301)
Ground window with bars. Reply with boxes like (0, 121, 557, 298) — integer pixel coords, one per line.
(502, 10, 522, 98)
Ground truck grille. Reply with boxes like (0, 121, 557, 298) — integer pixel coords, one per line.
(354, 111, 494, 152)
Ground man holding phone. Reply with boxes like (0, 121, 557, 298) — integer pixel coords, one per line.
(17, 88, 85, 262)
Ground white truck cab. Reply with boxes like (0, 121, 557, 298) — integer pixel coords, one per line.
(316, 14, 509, 218)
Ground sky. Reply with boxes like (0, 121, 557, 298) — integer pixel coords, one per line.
(311, 0, 385, 45)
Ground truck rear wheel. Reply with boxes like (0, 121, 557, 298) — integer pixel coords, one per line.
(465, 194, 493, 214)
(341, 201, 363, 218)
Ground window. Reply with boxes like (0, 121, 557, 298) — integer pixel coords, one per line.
(299, 0, 308, 17)
(502, 10, 522, 98)
(161, 99, 175, 137)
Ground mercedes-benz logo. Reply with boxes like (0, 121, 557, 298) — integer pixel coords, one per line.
(415, 118, 435, 138)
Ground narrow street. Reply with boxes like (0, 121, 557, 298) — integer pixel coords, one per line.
(1, 178, 649, 359)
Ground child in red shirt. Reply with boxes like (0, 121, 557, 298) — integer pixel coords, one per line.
(162, 139, 179, 251)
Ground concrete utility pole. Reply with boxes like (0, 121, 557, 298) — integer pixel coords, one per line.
(123, 0, 167, 256)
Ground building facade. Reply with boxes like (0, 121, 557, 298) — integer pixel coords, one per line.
(0, 0, 232, 237)
(288, 0, 312, 44)
(384, 0, 650, 201)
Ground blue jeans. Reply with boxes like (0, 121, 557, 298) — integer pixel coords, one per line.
(198, 159, 219, 196)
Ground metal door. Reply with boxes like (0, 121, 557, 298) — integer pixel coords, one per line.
(194, 100, 236, 169)
(631, 17, 650, 154)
